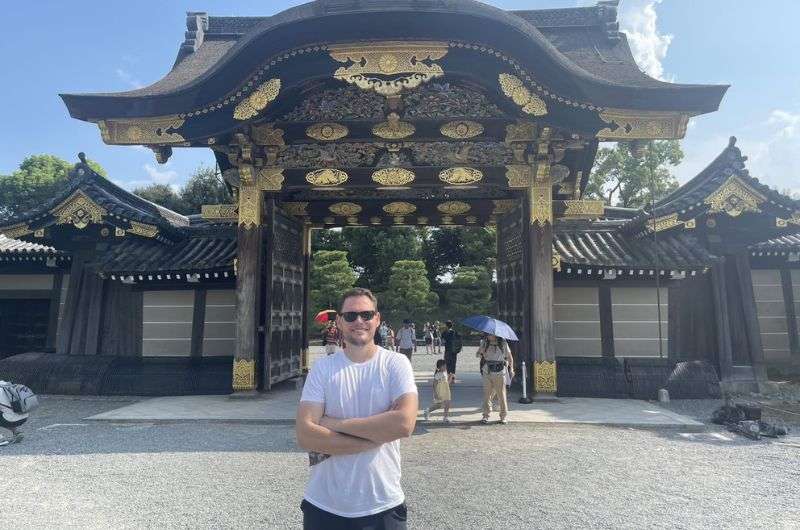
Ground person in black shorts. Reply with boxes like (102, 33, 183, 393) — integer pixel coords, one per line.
(442, 320, 460, 383)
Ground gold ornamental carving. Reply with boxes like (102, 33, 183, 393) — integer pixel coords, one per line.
(51, 190, 107, 229)
(562, 200, 605, 218)
(530, 185, 552, 226)
(372, 113, 415, 140)
(440, 120, 484, 139)
(505, 165, 532, 188)
(439, 167, 483, 186)
(492, 200, 516, 215)
(306, 123, 349, 142)
(645, 213, 681, 233)
(437, 201, 471, 216)
(534, 361, 557, 393)
(232, 359, 256, 391)
(329, 202, 362, 216)
(258, 168, 285, 192)
(97, 115, 185, 145)
(372, 167, 415, 186)
(776, 213, 800, 227)
(383, 202, 417, 216)
(0, 222, 33, 239)
(251, 123, 285, 146)
(201, 204, 237, 221)
(329, 41, 448, 96)
(704, 175, 765, 217)
(127, 221, 158, 238)
(499, 74, 547, 116)
(552, 253, 562, 272)
(283, 202, 309, 217)
(238, 184, 262, 228)
(234, 78, 281, 121)
(597, 109, 690, 140)
(505, 121, 537, 144)
(306, 169, 349, 187)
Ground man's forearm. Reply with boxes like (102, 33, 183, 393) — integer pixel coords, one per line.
(322, 410, 414, 444)
(297, 422, 379, 455)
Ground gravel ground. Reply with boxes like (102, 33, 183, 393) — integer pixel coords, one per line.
(2, 396, 800, 529)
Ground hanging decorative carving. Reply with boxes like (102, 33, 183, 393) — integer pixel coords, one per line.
(258, 168, 285, 191)
(372, 113, 415, 140)
(492, 199, 516, 215)
(372, 168, 415, 186)
(97, 115, 185, 145)
(440, 120, 485, 139)
(282, 202, 309, 217)
(439, 167, 483, 186)
(306, 123, 349, 142)
(281, 85, 385, 122)
(238, 184, 262, 228)
(498, 74, 547, 116)
(233, 78, 281, 120)
(534, 361, 557, 393)
(404, 83, 505, 119)
(410, 142, 512, 166)
(278, 143, 380, 169)
(597, 109, 690, 140)
(0, 222, 32, 239)
(306, 169, 349, 187)
(251, 123, 285, 146)
(127, 221, 158, 238)
(437, 201, 471, 215)
(562, 200, 605, 218)
(704, 175, 766, 217)
(51, 191, 107, 229)
(530, 166, 552, 226)
(329, 42, 448, 96)
(383, 202, 417, 216)
(505, 165, 532, 188)
(201, 204, 238, 221)
(329, 202, 362, 216)
(232, 359, 255, 391)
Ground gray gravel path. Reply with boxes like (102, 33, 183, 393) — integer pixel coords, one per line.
(3, 396, 799, 529)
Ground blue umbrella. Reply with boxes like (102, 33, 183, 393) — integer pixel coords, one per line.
(460, 315, 519, 341)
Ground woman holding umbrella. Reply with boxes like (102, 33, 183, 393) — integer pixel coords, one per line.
(462, 316, 517, 425)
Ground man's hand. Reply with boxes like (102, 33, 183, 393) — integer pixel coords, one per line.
(296, 402, 380, 456)
(318, 393, 418, 444)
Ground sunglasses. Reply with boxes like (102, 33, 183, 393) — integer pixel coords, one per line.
(341, 311, 377, 323)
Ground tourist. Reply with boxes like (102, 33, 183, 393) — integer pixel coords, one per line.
(476, 334, 514, 425)
(296, 288, 417, 529)
(423, 322, 434, 355)
(378, 321, 389, 348)
(442, 321, 462, 384)
(411, 322, 418, 353)
(386, 325, 396, 351)
(396, 320, 416, 362)
(432, 321, 442, 355)
(423, 359, 451, 423)
(322, 321, 340, 355)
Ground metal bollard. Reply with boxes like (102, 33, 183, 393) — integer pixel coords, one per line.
(518, 360, 533, 404)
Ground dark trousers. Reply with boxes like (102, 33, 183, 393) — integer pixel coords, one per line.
(301, 500, 407, 530)
(445, 353, 457, 374)
(399, 348, 413, 362)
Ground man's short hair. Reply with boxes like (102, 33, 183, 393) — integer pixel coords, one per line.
(339, 287, 379, 312)
(446, 320, 453, 328)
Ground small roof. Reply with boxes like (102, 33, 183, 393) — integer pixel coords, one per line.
(750, 233, 800, 253)
(0, 235, 67, 261)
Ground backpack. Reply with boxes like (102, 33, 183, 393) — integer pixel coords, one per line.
(0, 381, 39, 415)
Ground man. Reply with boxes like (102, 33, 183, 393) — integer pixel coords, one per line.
(296, 288, 418, 530)
(442, 320, 461, 383)
(396, 320, 416, 362)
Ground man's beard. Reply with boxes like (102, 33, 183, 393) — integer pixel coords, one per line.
(342, 328, 373, 347)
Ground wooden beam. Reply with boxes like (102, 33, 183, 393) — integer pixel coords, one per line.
(710, 259, 734, 380)
(45, 272, 64, 350)
(0, 290, 52, 299)
(780, 269, 800, 355)
(598, 285, 615, 358)
(191, 288, 207, 359)
(733, 253, 768, 382)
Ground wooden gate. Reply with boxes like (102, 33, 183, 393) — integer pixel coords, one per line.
(496, 198, 530, 367)
(262, 204, 305, 389)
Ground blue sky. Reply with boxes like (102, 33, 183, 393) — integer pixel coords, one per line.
(1, 1, 799, 195)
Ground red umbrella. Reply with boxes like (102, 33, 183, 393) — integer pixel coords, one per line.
(314, 309, 337, 323)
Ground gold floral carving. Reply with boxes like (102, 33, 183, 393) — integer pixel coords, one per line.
(704, 175, 766, 217)
(306, 169, 349, 187)
(437, 201, 471, 216)
(96, 115, 185, 145)
(258, 168, 285, 191)
(372, 113, 415, 139)
(552, 253, 562, 272)
(776, 213, 800, 227)
(465, 216, 477, 224)
(492, 199, 516, 215)
(251, 123, 285, 146)
(506, 165, 532, 188)
(0, 222, 32, 239)
(283, 202, 309, 217)
(505, 121, 537, 144)
(383, 202, 417, 216)
(644, 213, 681, 233)
(115, 227, 126, 237)
(330, 42, 448, 96)
(562, 200, 605, 218)
(238, 184, 262, 228)
(597, 109, 690, 140)
(440, 120, 484, 139)
(417, 216, 429, 225)
(329, 202, 362, 216)
(372, 168, 415, 186)
(439, 167, 483, 186)
(34, 229, 45, 238)
(232, 359, 256, 391)
(499, 74, 547, 116)
(201, 204, 238, 221)
(51, 191, 107, 229)
(530, 184, 552, 226)
(440, 215, 454, 225)
(238, 165, 255, 186)
(234, 78, 281, 121)
(306, 123, 349, 142)
(534, 361, 557, 393)
(370, 217, 382, 225)
(127, 221, 158, 238)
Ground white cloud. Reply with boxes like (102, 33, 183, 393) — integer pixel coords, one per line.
(143, 163, 179, 185)
(115, 68, 144, 89)
(619, 0, 673, 81)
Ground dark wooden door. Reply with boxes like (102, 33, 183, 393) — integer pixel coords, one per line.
(0, 299, 50, 358)
(496, 199, 529, 367)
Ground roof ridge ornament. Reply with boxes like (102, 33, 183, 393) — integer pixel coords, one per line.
(704, 174, 766, 217)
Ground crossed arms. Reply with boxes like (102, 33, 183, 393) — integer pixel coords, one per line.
(295, 392, 418, 455)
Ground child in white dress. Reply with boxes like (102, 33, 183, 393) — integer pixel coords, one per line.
(423, 359, 452, 423)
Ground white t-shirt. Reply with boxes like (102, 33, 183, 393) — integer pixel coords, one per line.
(300, 347, 418, 517)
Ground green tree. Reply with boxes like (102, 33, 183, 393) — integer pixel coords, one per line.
(382, 260, 439, 323)
(0, 154, 106, 219)
(311, 228, 350, 254)
(343, 227, 422, 292)
(445, 266, 492, 326)
(586, 140, 683, 208)
(309, 250, 357, 316)
(133, 183, 191, 214)
(180, 165, 232, 214)
(422, 226, 496, 288)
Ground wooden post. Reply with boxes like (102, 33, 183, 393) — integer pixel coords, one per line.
(190, 288, 207, 359)
(45, 271, 64, 350)
(262, 198, 276, 390)
(732, 253, 768, 382)
(780, 269, 799, 355)
(710, 258, 734, 380)
(301, 223, 312, 372)
(232, 168, 263, 394)
(598, 285, 615, 358)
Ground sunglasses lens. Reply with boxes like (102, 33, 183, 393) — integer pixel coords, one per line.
(342, 311, 375, 322)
